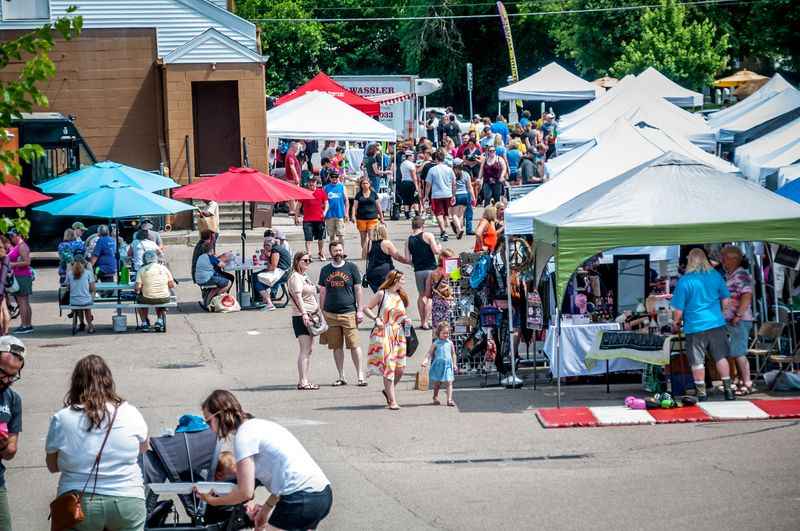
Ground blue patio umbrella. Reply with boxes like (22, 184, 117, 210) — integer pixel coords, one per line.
(777, 178, 800, 205)
(33, 181, 194, 219)
(38, 161, 179, 194)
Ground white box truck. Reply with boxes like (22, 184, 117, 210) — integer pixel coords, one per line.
(333, 75, 417, 140)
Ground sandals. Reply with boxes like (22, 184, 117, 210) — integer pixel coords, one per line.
(432, 398, 441, 405)
(447, 401, 457, 407)
(332, 379, 347, 387)
(87, 325, 96, 334)
(317, 254, 325, 261)
(735, 383, 754, 396)
(297, 383, 320, 390)
(386, 404, 400, 411)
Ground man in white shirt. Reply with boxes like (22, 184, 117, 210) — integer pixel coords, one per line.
(424, 148, 459, 241)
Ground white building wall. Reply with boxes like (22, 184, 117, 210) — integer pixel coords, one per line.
(0, 0, 257, 59)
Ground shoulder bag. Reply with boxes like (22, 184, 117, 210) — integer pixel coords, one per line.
(49, 406, 118, 531)
(289, 276, 328, 336)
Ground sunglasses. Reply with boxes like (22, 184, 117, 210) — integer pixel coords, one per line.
(0, 366, 20, 383)
(300, 258, 312, 263)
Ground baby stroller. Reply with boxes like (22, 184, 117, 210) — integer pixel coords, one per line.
(140, 429, 252, 530)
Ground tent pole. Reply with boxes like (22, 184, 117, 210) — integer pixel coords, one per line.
(504, 232, 517, 388)
(555, 228, 561, 408)
(767, 243, 780, 320)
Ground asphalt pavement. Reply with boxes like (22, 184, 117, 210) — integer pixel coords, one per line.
(7, 214, 800, 530)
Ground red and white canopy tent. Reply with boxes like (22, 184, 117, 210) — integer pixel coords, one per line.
(275, 72, 380, 117)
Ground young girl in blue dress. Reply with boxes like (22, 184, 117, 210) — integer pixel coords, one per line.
(422, 322, 458, 406)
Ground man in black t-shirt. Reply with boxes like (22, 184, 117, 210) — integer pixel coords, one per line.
(0, 337, 24, 530)
(319, 241, 366, 386)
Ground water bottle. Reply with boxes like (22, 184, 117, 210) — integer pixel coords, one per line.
(403, 320, 411, 337)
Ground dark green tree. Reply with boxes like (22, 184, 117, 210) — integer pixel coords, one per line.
(612, 0, 728, 90)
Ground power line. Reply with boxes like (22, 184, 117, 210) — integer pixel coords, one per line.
(249, 0, 760, 23)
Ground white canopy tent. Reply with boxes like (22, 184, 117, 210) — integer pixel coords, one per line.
(507, 118, 737, 235)
(635, 67, 703, 107)
(708, 74, 795, 128)
(733, 117, 800, 183)
(558, 75, 636, 128)
(713, 86, 800, 145)
(266, 90, 397, 142)
(498, 62, 603, 102)
(556, 89, 716, 153)
(779, 163, 800, 184)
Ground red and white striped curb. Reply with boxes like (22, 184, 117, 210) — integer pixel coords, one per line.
(536, 398, 800, 428)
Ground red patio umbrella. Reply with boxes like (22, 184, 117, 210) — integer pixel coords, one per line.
(172, 166, 314, 257)
(0, 183, 51, 207)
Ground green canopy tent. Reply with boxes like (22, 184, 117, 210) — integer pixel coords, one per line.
(530, 153, 800, 405)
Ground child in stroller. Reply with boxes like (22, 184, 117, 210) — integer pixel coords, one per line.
(140, 427, 253, 530)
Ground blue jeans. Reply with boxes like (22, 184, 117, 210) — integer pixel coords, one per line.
(464, 201, 474, 234)
(726, 320, 753, 357)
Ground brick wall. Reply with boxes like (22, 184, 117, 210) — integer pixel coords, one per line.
(0, 28, 163, 171)
(163, 63, 267, 185)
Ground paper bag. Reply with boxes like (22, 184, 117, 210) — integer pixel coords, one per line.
(414, 370, 429, 391)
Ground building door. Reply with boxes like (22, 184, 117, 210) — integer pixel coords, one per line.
(192, 81, 241, 176)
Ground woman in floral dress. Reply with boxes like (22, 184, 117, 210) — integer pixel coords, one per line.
(364, 270, 411, 410)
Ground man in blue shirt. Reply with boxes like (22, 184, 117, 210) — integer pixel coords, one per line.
(672, 248, 734, 401)
(90, 224, 117, 282)
(490, 114, 509, 145)
(323, 173, 349, 244)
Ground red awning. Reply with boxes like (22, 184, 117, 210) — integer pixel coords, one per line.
(366, 92, 413, 105)
(275, 72, 380, 117)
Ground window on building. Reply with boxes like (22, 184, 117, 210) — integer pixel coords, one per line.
(2, 0, 50, 20)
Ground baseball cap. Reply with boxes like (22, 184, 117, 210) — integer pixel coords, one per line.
(5, 228, 18, 237)
(175, 414, 209, 433)
(453, 158, 464, 166)
(143, 250, 158, 265)
(71, 221, 87, 231)
(140, 218, 154, 228)
(404, 150, 415, 156)
(0, 336, 26, 359)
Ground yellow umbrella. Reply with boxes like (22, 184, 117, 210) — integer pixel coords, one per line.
(714, 69, 768, 88)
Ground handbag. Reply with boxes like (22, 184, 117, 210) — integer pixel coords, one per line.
(49, 406, 118, 531)
(288, 276, 328, 336)
(4, 267, 18, 294)
(405, 325, 419, 357)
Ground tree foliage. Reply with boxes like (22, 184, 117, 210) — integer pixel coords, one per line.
(0, 10, 83, 181)
(611, 0, 728, 90)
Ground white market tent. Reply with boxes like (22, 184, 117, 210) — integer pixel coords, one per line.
(266, 90, 397, 142)
(713, 86, 800, 145)
(498, 62, 603, 102)
(636, 67, 703, 107)
(733, 117, 800, 183)
(556, 89, 716, 153)
(708, 74, 794, 127)
(779, 163, 800, 184)
(558, 75, 636, 128)
(506, 118, 737, 235)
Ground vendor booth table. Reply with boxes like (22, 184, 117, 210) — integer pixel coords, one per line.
(543, 322, 643, 377)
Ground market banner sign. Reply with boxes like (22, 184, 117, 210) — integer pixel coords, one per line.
(586, 331, 673, 368)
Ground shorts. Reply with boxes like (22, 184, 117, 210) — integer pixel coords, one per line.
(303, 221, 326, 242)
(356, 218, 379, 233)
(431, 197, 451, 216)
(321, 311, 359, 350)
(414, 270, 433, 294)
(455, 193, 471, 206)
(686, 326, 730, 368)
(325, 218, 345, 241)
(201, 273, 230, 288)
(726, 320, 753, 358)
(292, 315, 310, 337)
(14, 275, 32, 296)
(398, 180, 417, 206)
(269, 485, 333, 531)
(136, 294, 170, 305)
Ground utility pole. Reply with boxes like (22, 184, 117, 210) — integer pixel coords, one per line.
(466, 62, 474, 118)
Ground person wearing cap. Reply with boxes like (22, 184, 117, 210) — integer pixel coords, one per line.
(0, 336, 24, 529)
(255, 237, 291, 311)
(46, 355, 148, 530)
(398, 150, 419, 219)
(295, 178, 329, 261)
(135, 250, 175, 332)
(71, 221, 87, 241)
(323, 172, 349, 245)
(424, 149, 461, 241)
(7, 229, 33, 334)
(129, 228, 162, 273)
(541, 112, 558, 160)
